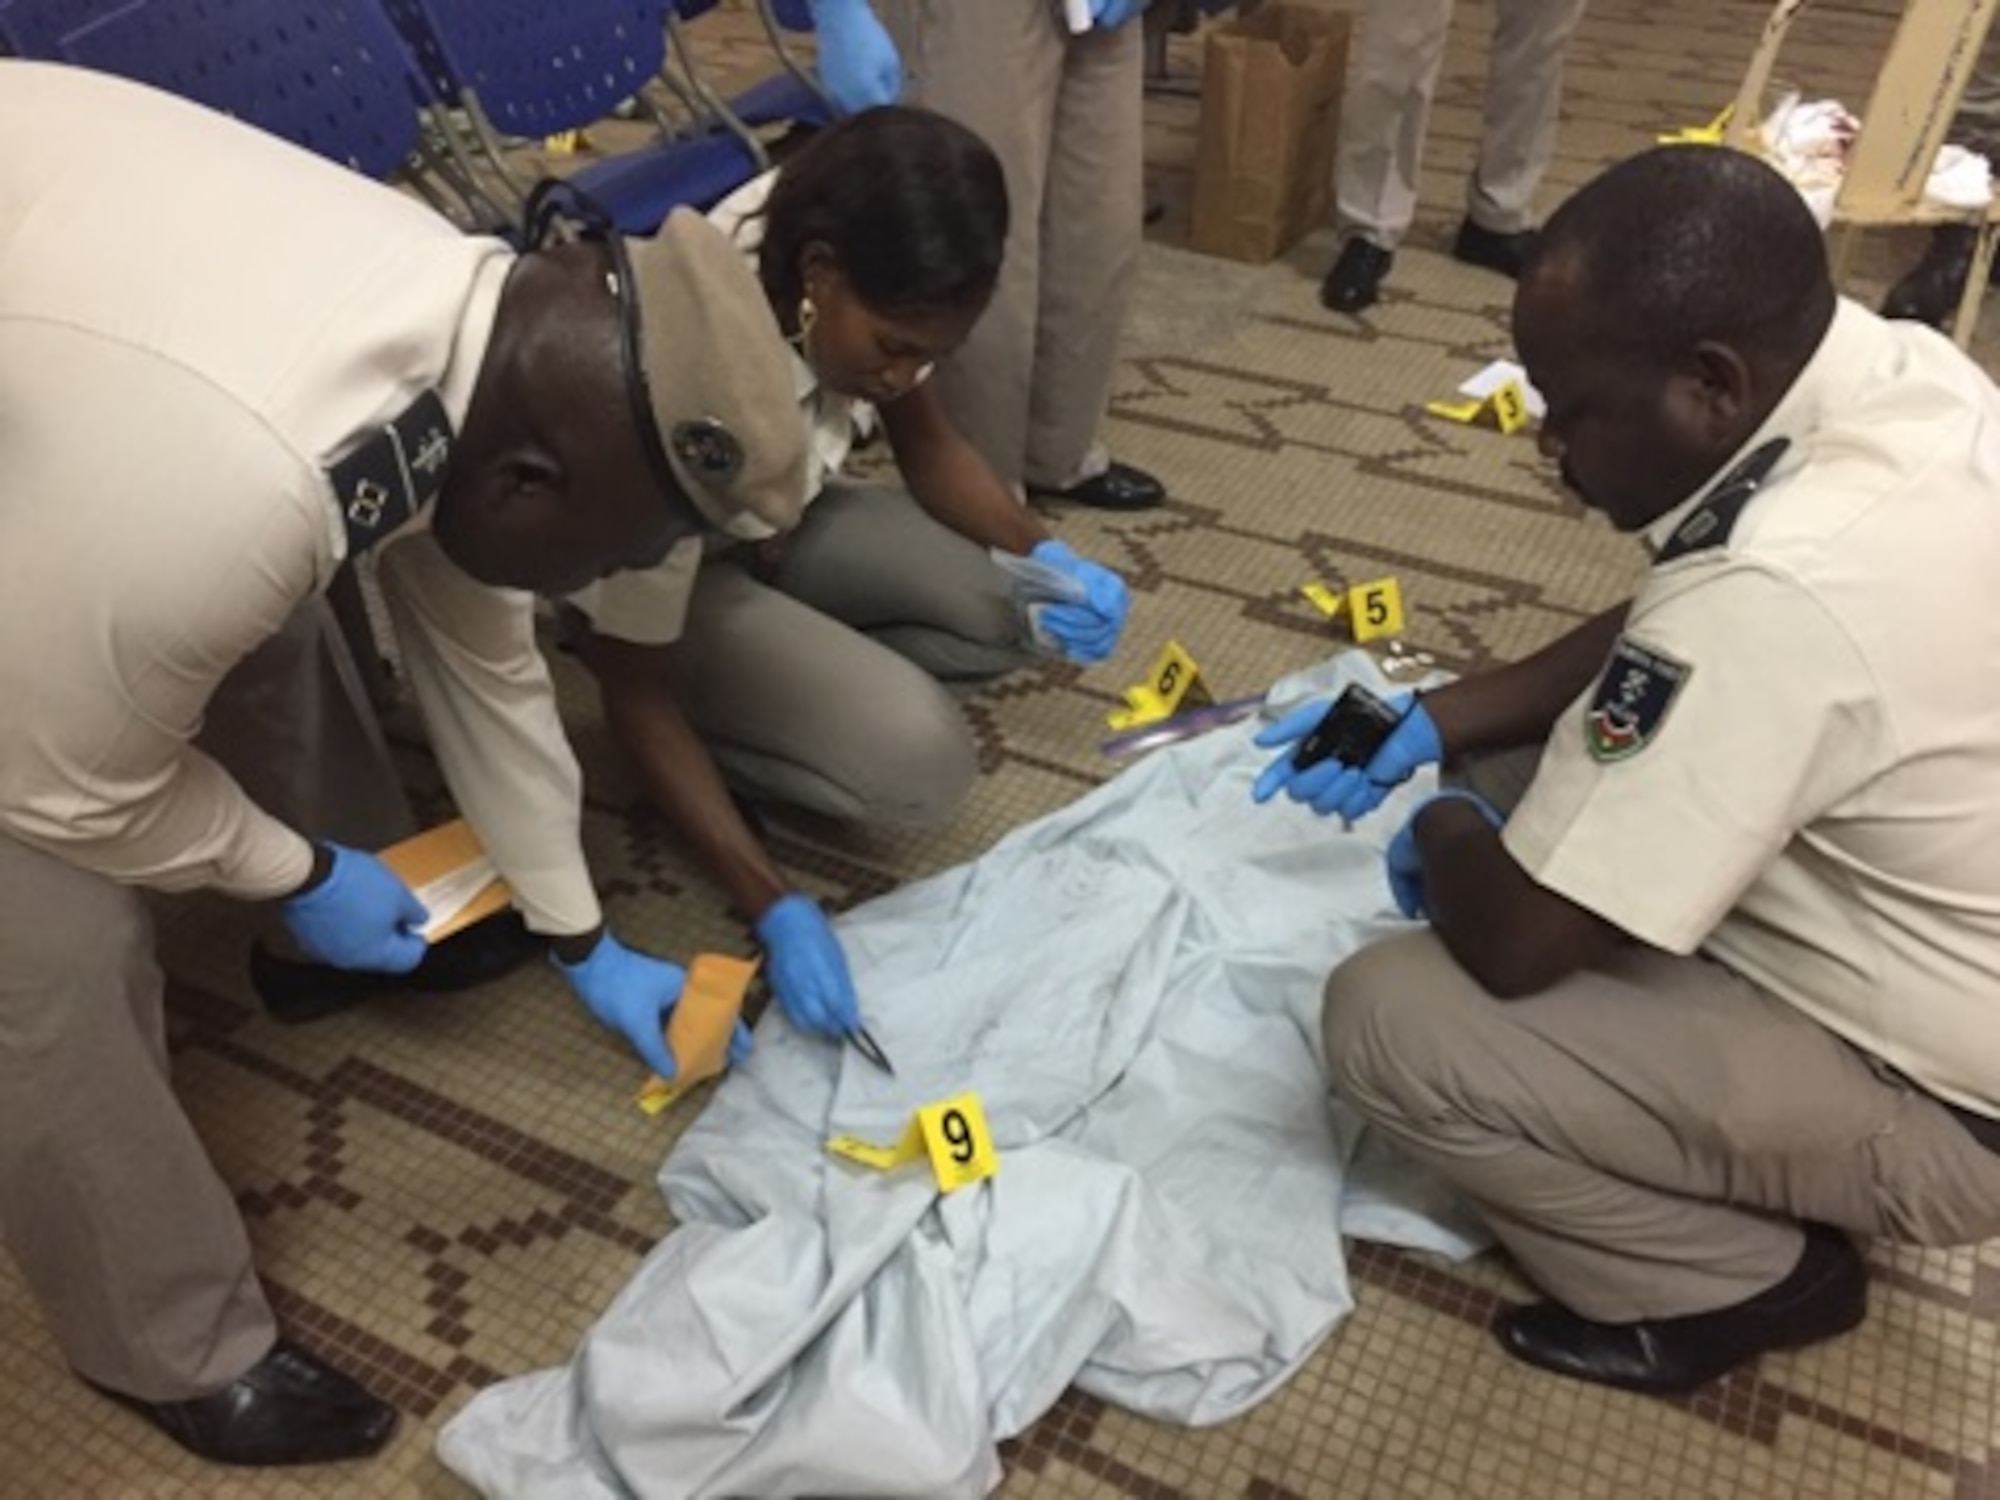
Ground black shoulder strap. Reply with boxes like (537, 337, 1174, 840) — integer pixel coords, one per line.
(1655, 436, 1791, 566)
(324, 390, 455, 559)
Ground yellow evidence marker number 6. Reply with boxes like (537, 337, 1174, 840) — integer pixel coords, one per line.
(1107, 640, 1210, 730)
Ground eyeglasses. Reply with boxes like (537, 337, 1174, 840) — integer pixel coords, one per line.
(520, 179, 699, 532)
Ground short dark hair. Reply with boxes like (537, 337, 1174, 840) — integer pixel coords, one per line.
(1529, 145, 1834, 371)
(756, 106, 1008, 322)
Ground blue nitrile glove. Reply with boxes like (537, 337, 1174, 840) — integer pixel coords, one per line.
(810, 0, 903, 113)
(1385, 789, 1504, 920)
(1089, 0, 1152, 29)
(1250, 692, 1442, 823)
(1028, 539, 1130, 665)
(553, 932, 754, 1079)
(281, 843, 428, 973)
(754, 893, 861, 1039)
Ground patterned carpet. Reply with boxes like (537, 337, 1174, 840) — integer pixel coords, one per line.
(6, 1, 1999, 1496)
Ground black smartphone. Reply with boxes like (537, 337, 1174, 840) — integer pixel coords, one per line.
(1292, 684, 1403, 772)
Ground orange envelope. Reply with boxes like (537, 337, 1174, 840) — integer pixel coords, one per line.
(377, 819, 511, 944)
(636, 953, 761, 1115)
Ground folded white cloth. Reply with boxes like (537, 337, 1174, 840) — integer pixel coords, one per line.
(1759, 92, 1993, 226)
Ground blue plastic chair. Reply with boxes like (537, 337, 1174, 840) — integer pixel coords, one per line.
(0, 0, 436, 181)
(0, 0, 101, 58)
(671, 0, 833, 132)
(384, 0, 765, 233)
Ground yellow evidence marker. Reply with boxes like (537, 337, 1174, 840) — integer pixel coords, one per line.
(1424, 376, 1532, 435)
(1300, 581, 1344, 620)
(1656, 104, 1733, 146)
(1106, 639, 1211, 730)
(825, 1091, 1000, 1194)
(378, 819, 511, 944)
(635, 952, 762, 1115)
(1347, 578, 1405, 643)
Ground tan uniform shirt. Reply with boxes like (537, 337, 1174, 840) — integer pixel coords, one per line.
(1505, 301, 2000, 1115)
(0, 62, 600, 934)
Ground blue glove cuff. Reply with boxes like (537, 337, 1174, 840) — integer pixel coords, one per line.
(550, 929, 613, 980)
(1417, 787, 1505, 830)
(754, 891, 822, 944)
(1405, 697, 1443, 765)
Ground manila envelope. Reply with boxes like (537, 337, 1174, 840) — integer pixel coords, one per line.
(636, 953, 761, 1114)
(377, 819, 512, 944)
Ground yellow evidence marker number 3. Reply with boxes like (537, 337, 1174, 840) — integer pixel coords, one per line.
(1424, 376, 1532, 436)
(825, 1091, 999, 1194)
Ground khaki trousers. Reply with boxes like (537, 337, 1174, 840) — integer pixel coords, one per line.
(0, 597, 414, 1399)
(1321, 750, 2000, 1322)
(1336, 0, 1588, 247)
(878, 0, 1146, 491)
(665, 484, 1031, 824)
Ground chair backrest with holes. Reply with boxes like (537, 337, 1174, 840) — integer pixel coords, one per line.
(386, 0, 666, 140)
(0, 0, 433, 179)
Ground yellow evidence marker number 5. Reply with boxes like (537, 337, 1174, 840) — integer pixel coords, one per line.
(1348, 578, 1404, 642)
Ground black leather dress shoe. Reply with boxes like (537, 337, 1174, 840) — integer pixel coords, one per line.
(251, 909, 546, 1024)
(1028, 460, 1165, 511)
(1494, 1223, 1867, 1396)
(1451, 218, 1537, 280)
(90, 1340, 397, 1467)
(1881, 224, 1981, 329)
(1320, 238, 1394, 313)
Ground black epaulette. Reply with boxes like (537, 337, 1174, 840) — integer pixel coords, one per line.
(1654, 436, 1791, 565)
(323, 390, 455, 560)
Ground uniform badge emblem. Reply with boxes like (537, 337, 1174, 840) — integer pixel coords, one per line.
(324, 390, 455, 559)
(669, 418, 743, 482)
(1586, 638, 1691, 762)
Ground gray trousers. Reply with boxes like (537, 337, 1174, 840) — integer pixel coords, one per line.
(1953, 24, 2000, 158)
(878, 0, 1146, 491)
(1321, 751, 2000, 1322)
(1336, 0, 1588, 247)
(667, 484, 1033, 824)
(0, 597, 414, 1399)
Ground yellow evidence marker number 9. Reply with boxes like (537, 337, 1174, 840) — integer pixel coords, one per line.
(918, 1094, 997, 1190)
(826, 1091, 999, 1194)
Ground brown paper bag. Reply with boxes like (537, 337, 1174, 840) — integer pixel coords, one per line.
(1190, 2, 1350, 264)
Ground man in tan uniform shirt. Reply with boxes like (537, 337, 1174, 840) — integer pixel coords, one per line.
(0, 63, 803, 1466)
(1294, 147, 2000, 1395)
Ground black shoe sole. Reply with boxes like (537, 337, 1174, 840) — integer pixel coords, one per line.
(252, 911, 546, 1024)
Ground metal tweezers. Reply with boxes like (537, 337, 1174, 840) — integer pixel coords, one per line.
(846, 1025, 895, 1077)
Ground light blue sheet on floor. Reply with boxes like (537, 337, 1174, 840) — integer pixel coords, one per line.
(439, 653, 1485, 1499)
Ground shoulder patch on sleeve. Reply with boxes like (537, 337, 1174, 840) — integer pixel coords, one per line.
(1655, 436, 1790, 565)
(1586, 638, 1692, 761)
(324, 390, 455, 559)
